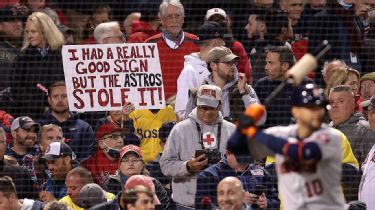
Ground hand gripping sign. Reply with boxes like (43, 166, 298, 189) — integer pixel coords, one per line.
(62, 43, 165, 112)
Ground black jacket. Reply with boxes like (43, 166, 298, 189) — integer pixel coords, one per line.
(9, 46, 64, 118)
(0, 158, 37, 199)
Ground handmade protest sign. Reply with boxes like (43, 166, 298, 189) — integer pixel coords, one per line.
(62, 43, 165, 112)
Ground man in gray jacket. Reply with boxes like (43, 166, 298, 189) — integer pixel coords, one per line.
(160, 84, 236, 209)
(329, 85, 375, 164)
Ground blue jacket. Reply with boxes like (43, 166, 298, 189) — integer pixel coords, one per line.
(37, 111, 96, 162)
(195, 158, 279, 210)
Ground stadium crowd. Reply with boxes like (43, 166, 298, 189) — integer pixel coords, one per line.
(0, 0, 375, 209)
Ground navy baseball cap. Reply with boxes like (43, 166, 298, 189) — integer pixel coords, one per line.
(226, 131, 253, 164)
(197, 21, 226, 41)
(291, 84, 326, 107)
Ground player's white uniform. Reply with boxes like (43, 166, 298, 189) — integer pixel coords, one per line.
(359, 144, 375, 210)
(265, 124, 346, 210)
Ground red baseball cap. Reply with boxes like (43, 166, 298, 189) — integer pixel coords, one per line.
(119, 144, 143, 160)
(124, 175, 161, 205)
(96, 123, 123, 140)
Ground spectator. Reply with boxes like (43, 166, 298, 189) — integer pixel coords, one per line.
(359, 96, 375, 210)
(216, 177, 251, 210)
(128, 104, 176, 163)
(145, 121, 175, 194)
(195, 127, 279, 209)
(105, 144, 170, 210)
(94, 103, 140, 147)
(0, 127, 38, 199)
(0, 176, 44, 210)
(0, 5, 23, 97)
(175, 21, 226, 120)
(254, 46, 313, 127)
(43, 201, 70, 210)
(40, 142, 76, 203)
(321, 60, 347, 88)
(38, 81, 96, 162)
(123, 186, 155, 210)
(10, 11, 65, 119)
(146, 0, 199, 100)
(60, 167, 115, 210)
(123, 12, 141, 38)
(360, 72, 375, 101)
(81, 4, 111, 44)
(94, 21, 125, 44)
(58, 25, 75, 45)
(124, 175, 162, 207)
(127, 1, 161, 43)
(82, 123, 126, 186)
(79, 183, 108, 209)
(7, 116, 40, 166)
(160, 84, 236, 208)
(250, 11, 293, 85)
(361, 96, 375, 131)
(34, 124, 65, 190)
(325, 67, 360, 98)
(184, 46, 260, 122)
(205, 8, 252, 82)
(329, 85, 375, 163)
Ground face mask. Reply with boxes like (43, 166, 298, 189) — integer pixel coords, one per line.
(102, 142, 120, 158)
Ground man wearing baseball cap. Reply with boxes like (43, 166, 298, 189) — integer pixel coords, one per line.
(40, 142, 76, 203)
(160, 84, 236, 208)
(7, 116, 40, 166)
(175, 21, 226, 120)
(360, 72, 375, 101)
(105, 144, 170, 209)
(184, 46, 260, 122)
(82, 122, 126, 186)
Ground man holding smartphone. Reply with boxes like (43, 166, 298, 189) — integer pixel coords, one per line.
(160, 84, 236, 210)
(195, 127, 279, 209)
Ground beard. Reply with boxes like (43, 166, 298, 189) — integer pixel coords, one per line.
(16, 134, 35, 148)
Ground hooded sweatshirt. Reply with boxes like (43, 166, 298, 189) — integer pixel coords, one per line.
(175, 53, 209, 119)
(184, 73, 260, 122)
(159, 109, 236, 207)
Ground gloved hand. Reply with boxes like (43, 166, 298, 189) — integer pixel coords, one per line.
(238, 104, 266, 138)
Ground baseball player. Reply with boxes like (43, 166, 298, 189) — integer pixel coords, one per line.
(233, 83, 346, 210)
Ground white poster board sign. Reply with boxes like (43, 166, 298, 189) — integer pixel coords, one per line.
(62, 43, 165, 112)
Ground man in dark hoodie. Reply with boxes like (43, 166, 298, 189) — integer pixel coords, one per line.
(195, 128, 279, 209)
(38, 81, 96, 162)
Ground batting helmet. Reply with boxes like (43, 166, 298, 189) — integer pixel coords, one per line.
(291, 83, 326, 107)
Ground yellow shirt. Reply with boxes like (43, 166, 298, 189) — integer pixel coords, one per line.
(129, 105, 176, 163)
(59, 192, 116, 210)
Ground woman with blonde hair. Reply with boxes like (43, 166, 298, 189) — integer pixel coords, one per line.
(325, 67, 360, 97)
(10, 12, 65, 118)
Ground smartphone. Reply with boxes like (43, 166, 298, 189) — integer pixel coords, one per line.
(195, 149, 207, 158)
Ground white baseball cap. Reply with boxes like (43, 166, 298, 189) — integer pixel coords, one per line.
(197, 85, 222, 108)
(205, 8, 227, 21)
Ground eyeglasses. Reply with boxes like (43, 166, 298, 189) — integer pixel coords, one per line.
(102, 133, 123, 140)
(121, 158, 142, 163)
(198, 106, 217, 111)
